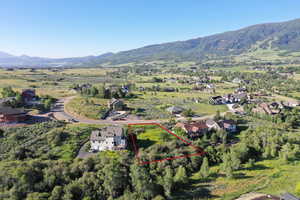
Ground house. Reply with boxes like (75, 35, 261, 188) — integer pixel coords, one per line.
(235, 192, 280, 200)
(175, 121, 209, 139)
(253, 103, 281, 115)
(0, 106, 28, 123)
(166, 106, 184, 115)
(108, 98, 125, 111)
(280, 193, 300, 200)
(206, 119, 221, 131)
(218, 120, 237, 133)
(21, 89, 36, 103)
(235, 87, 247, 93)
(90, 126, 127, 151)
(210, 96, 224, 105)
(163, 87, 176, 92)
(282, 100, 300, 108)
(232, 78, 243, 84)
(0, 97, 16, 106)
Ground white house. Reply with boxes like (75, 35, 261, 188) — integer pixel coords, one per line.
(90, 126, 127, 151)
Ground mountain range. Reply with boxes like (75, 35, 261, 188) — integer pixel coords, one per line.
(1, 18, 300, 67)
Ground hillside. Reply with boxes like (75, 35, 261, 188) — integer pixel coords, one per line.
(1, 18, 300, 67)
(102, 18, 300, 64)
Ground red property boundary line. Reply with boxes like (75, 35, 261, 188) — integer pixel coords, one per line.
(128, 123, 206, 165)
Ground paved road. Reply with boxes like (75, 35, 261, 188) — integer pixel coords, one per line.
(53, 96, 225, 125)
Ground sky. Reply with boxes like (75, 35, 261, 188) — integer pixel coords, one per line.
(1, 0, 300, 58)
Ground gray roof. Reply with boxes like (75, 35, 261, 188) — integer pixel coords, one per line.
(206, 119, 217, 126)
(90, 126, 123, 141)
(281, 193, 300, 200)
(166, 106, 183, 113)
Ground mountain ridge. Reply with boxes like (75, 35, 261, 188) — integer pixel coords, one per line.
(1, 18, 300, 67)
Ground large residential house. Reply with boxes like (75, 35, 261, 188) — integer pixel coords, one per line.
(252, 102, 281, 115)
(205, 119, 221, 131)
(166, 106, 184, 115)
(218, 120, 237, 133)
(90, 126, 127, 151)
(175, 121, 209, 139)
(21, 89, 36, 104)
(0, 106, 28, 123)
(108, 98, 125, 111)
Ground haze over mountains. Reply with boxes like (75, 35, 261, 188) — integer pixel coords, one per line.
(1, 18, 300, 68)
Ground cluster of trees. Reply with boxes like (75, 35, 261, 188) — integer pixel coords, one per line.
(244, 105, 300, 128)
(0, 121, 215, 200)
(219, 70, 300, 95)
(77, 84, 136, 99)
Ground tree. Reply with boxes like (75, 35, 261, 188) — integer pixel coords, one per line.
(200, 157, 210, 178)
(103, 161, 127, 198)
(159, 131, 171, 142)
(214, 110, 221, 121)
(49, 186, 64, 200)
(174, 166, 188, 184)
(230, 151, 241, 170)
(104, 88, 111, 99)
(90, 87, 99, 97)
(63, 181, 83, 200)
(182, 108, 195, 117)
(163, 167, 174, 197)
(1, 86, 16, 98)
(130, 164, 159, 199)
(221, 153, 234, 179)
(44, 99, 53, 111)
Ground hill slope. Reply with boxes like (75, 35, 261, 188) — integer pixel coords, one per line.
(101, 18, 300, 64)
(1, 18, 300, 67)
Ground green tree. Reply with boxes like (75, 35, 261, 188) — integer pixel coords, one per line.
(1, 86, 16, 98)
(182, 108, 195, 117)
(200, 157, 210, 178)
(103, 161, 127, 198)
(130, 164, 158, 199)
(163, 167, 174, 197)
(222, 153, 234, 179)
(174, 165, 188, 184)
(49, 186, 64, 200)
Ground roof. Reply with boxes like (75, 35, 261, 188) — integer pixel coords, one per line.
(0, 106, 26, 115)
(206, 119, 217, 126)
(110, 98, 123, 105)
(235, 192, 280, 200)
(219, 120, 235, 129)
(166, 106, 183, 113)
(0, 97, 16, 105)
(280, 193, 300, 200)
(90, 126, 123, 141)
(177, 121, 208, 133)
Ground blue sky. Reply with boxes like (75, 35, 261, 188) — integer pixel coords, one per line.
(1, 0, 300, 58)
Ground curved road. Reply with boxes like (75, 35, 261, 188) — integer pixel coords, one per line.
(53, 96, 224, 125)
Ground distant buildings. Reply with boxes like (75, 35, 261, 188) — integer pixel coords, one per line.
(0, 106, 28, 123)
(21, 89, 37, 104)
(166, 106, 184, 115)
(108, 98, 125, 111)
(90, 126, 127, 151)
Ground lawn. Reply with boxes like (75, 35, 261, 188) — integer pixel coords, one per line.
(131, 125, 176, 149)
(173, 158, 300, 200)
(65, 96, 107, 119)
